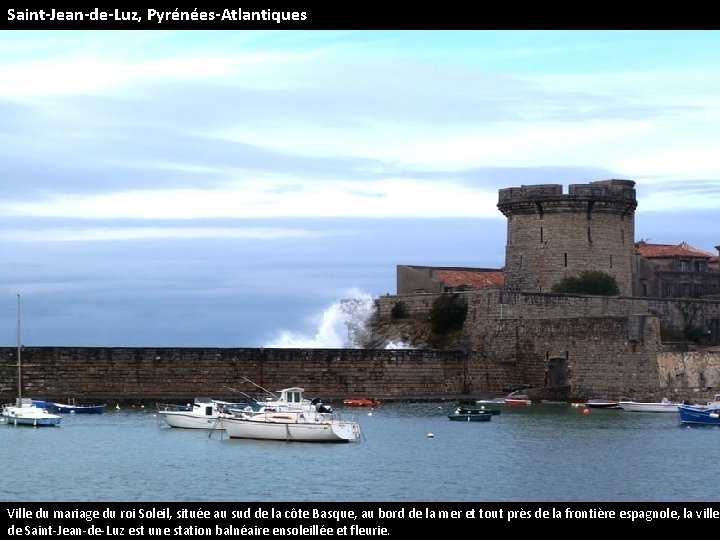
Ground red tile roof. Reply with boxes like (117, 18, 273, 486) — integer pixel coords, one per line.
(636, 242, 715, 259)
(433, 269, 505, 289)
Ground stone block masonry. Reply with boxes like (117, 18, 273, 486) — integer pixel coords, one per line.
(375, 290, 720, 401)
(2, 341, 717, 404)
(0, 347, 469, 404)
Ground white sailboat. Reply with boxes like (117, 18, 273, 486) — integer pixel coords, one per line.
(221, 386, 361, 443)
(1, 295, 61, 427)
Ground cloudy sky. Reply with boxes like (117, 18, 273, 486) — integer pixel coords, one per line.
(1, 30, 718, 348)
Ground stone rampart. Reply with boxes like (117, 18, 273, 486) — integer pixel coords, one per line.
(374, 291, 720, 401)
(377, 290, 720, 336)
(0, 347, 468, 405)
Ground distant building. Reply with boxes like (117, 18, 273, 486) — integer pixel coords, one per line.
(636, 241, 720, 298)
(397, 265, 504, 295)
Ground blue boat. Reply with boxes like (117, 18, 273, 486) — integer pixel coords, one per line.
(47, 400, 105, 414)
(678, 394, 720, 426)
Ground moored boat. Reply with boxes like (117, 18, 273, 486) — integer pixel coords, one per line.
(221, 387, 361, 443)
(677, 394, 720, 426)
(586, 398, 621, 409)
(1, 295, 61, 428)
(457, 405, 501, 416)
(618, 397, 678, 413)
(2, 398, 62, 427)
(157, 397, 256, 429)
(448, 406, 493, 422)
(222, 409, 362, 442)
(48, 400, 106, 414)
(504, 392, 532, 407)
(343, 398, 381, 408)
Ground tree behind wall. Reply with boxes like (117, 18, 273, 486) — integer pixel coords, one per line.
(551, 270, 620, 296)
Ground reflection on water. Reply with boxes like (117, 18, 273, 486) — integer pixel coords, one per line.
(1, 402, 716, 502)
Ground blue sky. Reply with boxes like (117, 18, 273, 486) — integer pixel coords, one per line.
(1, 30, 718, 347)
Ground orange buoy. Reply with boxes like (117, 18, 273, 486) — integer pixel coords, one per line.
(582, 408, 590, 416)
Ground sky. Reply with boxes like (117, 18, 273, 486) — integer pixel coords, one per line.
(1, 30, 719, 348)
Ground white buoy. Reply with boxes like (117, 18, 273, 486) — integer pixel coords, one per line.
(427, 433, 435, 438)
(367, 412, 372, 416)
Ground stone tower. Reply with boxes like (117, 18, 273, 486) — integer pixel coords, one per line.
(497, 179, 637, 295)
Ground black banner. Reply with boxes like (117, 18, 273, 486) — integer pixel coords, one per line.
(4, 502, 719, 537)
(0, 6, 708, 30)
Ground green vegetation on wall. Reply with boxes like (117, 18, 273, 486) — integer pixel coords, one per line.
(428, 293, 467, 344)
(551, 270, 620, 296)
(390, 300, 409, 319)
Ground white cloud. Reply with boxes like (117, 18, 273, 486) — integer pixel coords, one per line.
(0, 226, 327, 243)
(0, 180, 501, 220)
(0, 48, 322, 98)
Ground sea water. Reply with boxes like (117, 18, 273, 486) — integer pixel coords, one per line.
(0, 402, 716, 502)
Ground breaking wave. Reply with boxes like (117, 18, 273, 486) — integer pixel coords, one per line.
(265, 290, 412, 349)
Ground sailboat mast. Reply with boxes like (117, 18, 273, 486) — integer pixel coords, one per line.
(16, 293, 22, 400)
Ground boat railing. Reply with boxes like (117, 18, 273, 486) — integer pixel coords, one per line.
(156, 402, 193, 412)
(325, 410, 360, 424)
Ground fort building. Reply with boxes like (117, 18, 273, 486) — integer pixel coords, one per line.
(381, 179, 720, 402)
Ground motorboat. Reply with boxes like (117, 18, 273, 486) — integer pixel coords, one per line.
(343, 398, 381, 408)
(459, 404, 501, 415)
(585, 398, 621, 409)
(221, 387, 361, 443)
(504, 391, 531, 407)
(239, 385, 333, 414)
(677, 394, 720, 426)
(448, 406, 492, 422)
(157, 397, 256, 429)
(618, 397, 678, 413)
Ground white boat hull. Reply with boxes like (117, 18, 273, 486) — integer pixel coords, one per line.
(619, 401, 678, 413)
(156, 397, 257, 430)
(222, 412, 360, 443)
(158, 410, 224, 429)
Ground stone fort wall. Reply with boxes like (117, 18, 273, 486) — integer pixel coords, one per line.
(377, 290, 720, 335)
(0, 347, 469, 405)
(1, 340, 717, 405)
(375, 291, 720, 401)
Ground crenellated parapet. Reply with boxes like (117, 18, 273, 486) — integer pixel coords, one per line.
(497, 179, 637, 217)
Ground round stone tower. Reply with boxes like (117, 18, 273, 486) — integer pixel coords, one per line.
(497, 179, 637, 295)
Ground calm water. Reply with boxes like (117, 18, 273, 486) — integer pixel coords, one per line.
(1, 402, 717, 502)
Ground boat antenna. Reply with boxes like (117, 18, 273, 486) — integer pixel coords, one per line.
(222, 385, 258, 403)
(241, 376, 277, 398)
(16, 294, 22, 401)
